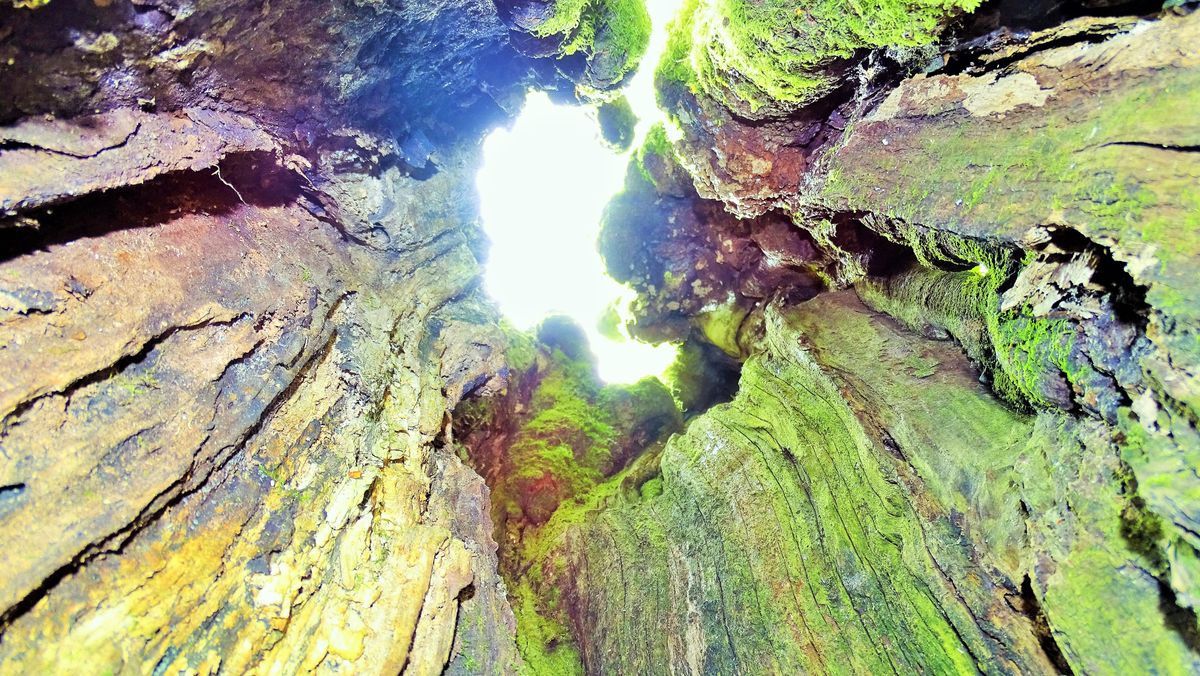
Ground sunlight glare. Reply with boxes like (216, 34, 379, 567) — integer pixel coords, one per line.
(476, 0, 685, 384)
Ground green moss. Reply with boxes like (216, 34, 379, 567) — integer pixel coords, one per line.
(903, 354, 939, 378)
(502, 321, 539, 373)
(113, 368, 161, 398)
(858, 231, 1008, 349)
(659, 0, 978, 113)
(539, 307, 993, 671)
(525, 358, 609, 438)
(256, 463, 281, 484)
(991, 313, 1077, 408)
(696, 299, 751, 358)
(528, 470, 628, 560)
(535, 0, 591, 39)
(595, 303, 624, 341)
(510, 469, 639, 673)
(465, 328, 681, 670)
(536, 0, 651, 84)
(465, 321, 686, 672)
(660, 338, 741, 414)
(512, 580, 583, 675)
(1115, 406, 1200, 615)
(493, 292, 1200, 672)
(640, 122, 672, 158)
(823, 73, 1200, 363)
(502, 351, 619, 521)
(638, 475, 663, 498)
(860, 269, 987, 357)
(855, 229, 1099, 412)
(596, 95, 637, 151)
(654, 0, 700, 91)
(636, 122, 674, 182)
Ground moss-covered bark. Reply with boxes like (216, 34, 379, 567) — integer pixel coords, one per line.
(517, 293, 1198, 673)
(657, 0, 977, 117)
(506, 0, 651, 89)
(455, 322, 682, 673)
(815, 11, 1200, 625)
(483, 6, 1200, 675)
(7, 0, 1198, 671)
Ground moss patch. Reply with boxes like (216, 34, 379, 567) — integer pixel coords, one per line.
(657, 0, 978, 114)
(457, 321, 681, 672)
(536, 0, 651, 86)
(596, 95, 637, 150)
(855, 226, 1105, 412)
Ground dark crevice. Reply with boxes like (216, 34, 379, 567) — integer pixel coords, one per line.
(963, 0, 1166, 36)
(295, 189, 374, 249)
(1119, 480, 1200, 655)
(456, 582, 476, 604)
(402, 161, 440, 181)
(935, 24, 1116, 77)
(1, 312, 250, 430)
(670, 336, 742, 419)
(0, 483, 26, 520)
(832, 208, 1017, 278)
(1156, 579, 1200, 654)
(961, 0, 1075, 34)
(827, 211, 917, 278)
(1034, 225, 1152, 329)
(1005, 575, 1075, 674)
(0, 151, 301, 264)
(1066, 0, 1184, 18)
(1097, 140, 1200, 154)
(0, 121, 142, 159)
(935, 0, 1165, 78)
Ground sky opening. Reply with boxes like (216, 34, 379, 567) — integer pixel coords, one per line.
(476, 0, 684, 383)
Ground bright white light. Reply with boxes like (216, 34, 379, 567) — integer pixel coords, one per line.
(476, 0, 685, 384)
(477, 92, 625, 330)
(476, 92, 676, 383)
(624, 0, 686, 148)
